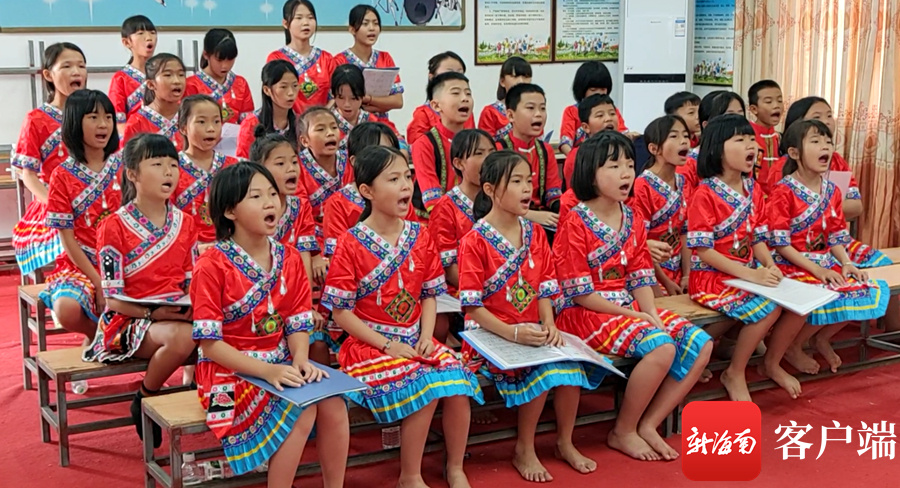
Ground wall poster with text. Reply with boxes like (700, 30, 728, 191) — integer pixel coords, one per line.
(692, 0, 735, 86)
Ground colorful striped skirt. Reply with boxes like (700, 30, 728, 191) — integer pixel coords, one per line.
(39, 268, 98, 322)
(846, 239, 892, 269)
(780, 266, 890, 325)
(557, 306, 710, 381)
(339, 335, 483, 424)
(690, 270, 777, 324)
(13, 200, 63, 275)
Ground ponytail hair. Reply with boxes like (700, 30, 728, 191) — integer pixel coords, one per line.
(354, 145, 406, 222)
(43, 42, 86, 103)
(144, 53, 185, 105)
(781, 119, 832, 178)
(121, 133, 178, 204)
(496, 56, 532, 102)
(473, 150, 529, 221)
(200, 28, 238, 69)
(259, 60, 300, 151)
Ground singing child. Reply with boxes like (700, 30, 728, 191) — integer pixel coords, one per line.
(768, 120, 889, 374)
(558, 61, 627, 154)
(192, 161, 349, 485)
(236, 60, 299, 159)
(184, 28, 255, 125)
(748, 80, 784, 193)
(109, 15, 157, 130)
(267, 0, 336, 113)
(325, 146, 482, 488)
(331, 64, 378, 150)
(562, 94, 621, 184)
(554, 132, 711, 462)
(174, 95, 238, 247)
(12, 43, 86, 275)
(458, 150, 605, 482)
(478, 56, 531, 141)
(664, 91, 701, 148)
(407, 51, 474, 144)
(122, 53, 186, 151)
(687, 114, 807, 402)
(83, 134, 197, 445)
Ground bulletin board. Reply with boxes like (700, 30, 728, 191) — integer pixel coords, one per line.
(475, 0, 620, 65)
(0, 0, 465, 32)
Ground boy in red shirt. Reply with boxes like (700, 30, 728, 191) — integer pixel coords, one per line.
(748, 79, 784, 193)
(411, 71, 473, 220)
(496, 83, 562, 236)
(562, 94, 621, 184)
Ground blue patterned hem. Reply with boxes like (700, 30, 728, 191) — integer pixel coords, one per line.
(807, 279, 891, 326)
(223, 397, 302, 476)
(486, 361, 596, 408)
(633, 325, 711, 381)
(711, 292, 778, 325)
(308, 330, 342, 354)
(855, 249, 892, 269)
(39, 279, 99, 323)
(346, 366, 484, 424)
(16, 233, 64, 275)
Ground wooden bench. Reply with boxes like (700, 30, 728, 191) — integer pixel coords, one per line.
(37, 347, 189, 467)
(19, 283, 67, 390)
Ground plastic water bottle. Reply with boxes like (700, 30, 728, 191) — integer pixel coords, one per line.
(204, 459, 234, 480)
(70, 380, 89, 395)
(182, 453, 204, 486)
(381, 425, 401, 450)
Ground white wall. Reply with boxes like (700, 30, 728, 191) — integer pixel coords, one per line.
(0, 0, 622, 145)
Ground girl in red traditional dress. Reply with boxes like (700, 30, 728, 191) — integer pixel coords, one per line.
(335, 5, 406, 151)
(267, 0, 336, 113)
(477, 56, 531, 141)
(457, 150, 605, 483)
(83, 134, 197, 446)
(42, 90, 121, 372)
(325, 146, 482, 488)
(12, 43, 86, 275)
(406, 51, 475, 145)
(236, 60, 299, 159)
(768, 120, 889, 374)
(184, 29, 255, 125)
(174, 95, 238, 248)
(122, 53, 186, 151)
(554, 133, 711, 462)
(687, 114, 807, 402)
(192, 161, 349, 484)
(331, 64, 378, 151)
(629, 115, 693, 297)
(109, 15, 157, 131)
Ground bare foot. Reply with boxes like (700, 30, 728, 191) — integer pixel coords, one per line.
(783, 346, 820, 375)
(555, 442, 597, 473)
(759, 363, 801, 399)
(472, 409, 498, 425)
(446, 466, 472, 488)
(638, 424, 680, 461)
(698, 368, 713, 383)
(607, 428, 660, 461)
(513, 448, 553, 483)
(349, 406, 375, 425)
(720, 368, 752, 402)
(397, 474, 431, 488)
(813, 336, 842, 373)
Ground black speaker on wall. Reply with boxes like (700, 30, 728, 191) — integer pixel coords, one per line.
(405, 0, 437, 25)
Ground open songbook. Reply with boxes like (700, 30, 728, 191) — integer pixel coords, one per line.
(461, 327, 626, 378)
(238, 361, 368, 408)
(724, 277, 839, 316)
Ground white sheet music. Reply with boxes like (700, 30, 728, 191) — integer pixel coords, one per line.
(461, 327, 625, 377)
(435, 293, 461, 314)
(215, 123, 241, 157)
(363, 67, 400, 97)
(723, 277, 839, 316)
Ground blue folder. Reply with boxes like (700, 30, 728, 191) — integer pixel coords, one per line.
(238, 361, 367, 408)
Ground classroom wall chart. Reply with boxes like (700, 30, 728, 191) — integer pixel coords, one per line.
(0, 0, 465, 31)
(475, 0, 619, 65)
(692, 0, 735, 86)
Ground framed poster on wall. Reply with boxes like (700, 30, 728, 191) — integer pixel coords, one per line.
(554, 0, 619, 62)
(475, 0, 553, 65)
(692, 0, 735, 86)
(0, 0, 465, 32)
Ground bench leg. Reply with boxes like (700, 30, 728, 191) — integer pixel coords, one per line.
(142, 409, 157, 488)
(37, 301, 48, 353)
(19, 295, 33, 391)
(57, 376, 70, 467)
(170, 431, 183, 488)
(38, 364, 51, 443)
